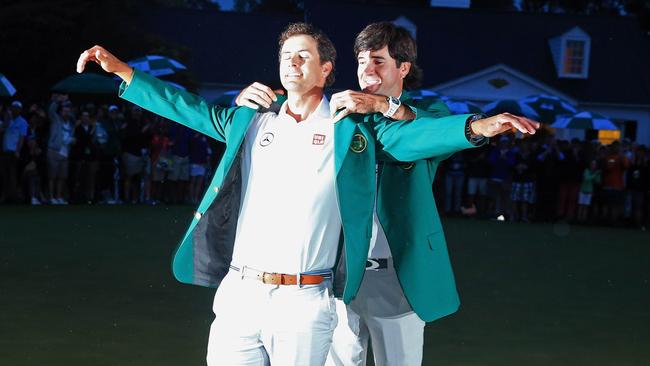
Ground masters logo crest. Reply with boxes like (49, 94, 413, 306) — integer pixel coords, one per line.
(349, 133, 367, 153)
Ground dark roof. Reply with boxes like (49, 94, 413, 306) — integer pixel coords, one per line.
(143, 8, 301, 88)
(306, 1, 650, 105)
(144, 3, 650, 104)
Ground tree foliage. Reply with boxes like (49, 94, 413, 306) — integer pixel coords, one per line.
(519, 0, 650, 30)
(0, 0, 197, 101)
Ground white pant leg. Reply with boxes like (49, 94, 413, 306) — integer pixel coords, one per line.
(331, 266, 425, 366)
(262, 280, 338, 366)
(206, 271, 269, 366)
(326, 298, 369, 366)
(366, 311, 425, 366)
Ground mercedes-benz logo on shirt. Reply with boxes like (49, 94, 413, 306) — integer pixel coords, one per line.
(260, 132, 274, 147)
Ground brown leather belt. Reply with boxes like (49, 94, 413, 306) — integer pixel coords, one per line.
(229, 265, 329, 286)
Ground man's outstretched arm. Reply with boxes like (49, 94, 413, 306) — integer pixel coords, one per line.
(329, 89, 539, 161)
(76, 45, 241, 142)
(77, 45, 134, 83)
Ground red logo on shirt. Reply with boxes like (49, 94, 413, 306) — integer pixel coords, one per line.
(312, 134, 326, 145)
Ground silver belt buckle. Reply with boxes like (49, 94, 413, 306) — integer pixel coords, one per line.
(366, 258, 381, 271)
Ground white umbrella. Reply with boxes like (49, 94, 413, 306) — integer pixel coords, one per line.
(439, 96, 483, 114)
(519, 94, 577, 123)
(483, 99, 540, 119)
(550, 111, 619, 130)
(127, 55, 187, 77)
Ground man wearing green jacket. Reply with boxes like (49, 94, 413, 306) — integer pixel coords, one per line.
(331, 23, 472, 366)
(236, 22, 538, 366)
(77, 22, 537, 365)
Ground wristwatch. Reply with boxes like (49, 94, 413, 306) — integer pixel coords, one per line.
(465, 113, 488, 146)
(383, 96, 401, 118)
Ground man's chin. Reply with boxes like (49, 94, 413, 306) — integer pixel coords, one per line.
(281, 81, 300, 91)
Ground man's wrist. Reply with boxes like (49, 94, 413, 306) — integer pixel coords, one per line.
(115, 65, 134, 84)
(374, 95, 388, 114)
(470, 121, 482, 136)
(466, 114, 488, 145)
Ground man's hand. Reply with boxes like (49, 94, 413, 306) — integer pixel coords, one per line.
(471, 113, 540, 137)
(235, 82, 277, 109)
(76, 45, 134, 83)
(329, 90, 387, 123)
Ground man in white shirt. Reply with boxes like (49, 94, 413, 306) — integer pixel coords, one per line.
(76, 23, 409, 365)
(236, 22, 539, 366)
(77, 22, 537, 366)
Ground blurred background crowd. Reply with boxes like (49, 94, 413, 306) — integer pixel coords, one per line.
(1, 94, 649, 230)
(437, 134, 649, 229)
(0, 96, 223, 207)
(1, 0, 649, 230)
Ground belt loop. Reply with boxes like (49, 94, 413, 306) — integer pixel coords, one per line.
(296, 272, 302, 288)
(241, 265, 247, 280)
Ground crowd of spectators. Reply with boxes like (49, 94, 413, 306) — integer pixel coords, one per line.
(2, 95, 649, 229)
(0, 95, 223, 206)
(438, 134, 650, 229)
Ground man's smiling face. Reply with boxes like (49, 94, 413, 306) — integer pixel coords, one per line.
(357, 46, 409, 97)
(279, 34, 331, 95)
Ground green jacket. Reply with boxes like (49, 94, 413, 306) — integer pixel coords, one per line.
(377, 95, 463, 322)
(119, 70, 475, 304)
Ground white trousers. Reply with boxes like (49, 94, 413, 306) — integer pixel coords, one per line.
(207, 270, 338, 366)
(326, 266, 425, 366)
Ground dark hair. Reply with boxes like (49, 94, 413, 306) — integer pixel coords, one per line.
(354, 22, 422, 90)
(278, 22, 336, 87)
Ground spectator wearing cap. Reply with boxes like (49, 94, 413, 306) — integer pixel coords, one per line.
(47, 94, 75, 204)
(0, 101, 29, 203)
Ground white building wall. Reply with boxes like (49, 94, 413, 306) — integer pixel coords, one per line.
(430, 65, 650, 145)
(432, 67, 575, 104)
(435, 70, 541, 102)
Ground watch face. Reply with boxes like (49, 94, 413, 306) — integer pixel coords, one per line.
(384, 95, 401, 117)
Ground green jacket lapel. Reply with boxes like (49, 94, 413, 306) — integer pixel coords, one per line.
(334, 116, 358, 176)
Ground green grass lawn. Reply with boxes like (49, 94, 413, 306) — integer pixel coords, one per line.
(1, 206, 648, 365)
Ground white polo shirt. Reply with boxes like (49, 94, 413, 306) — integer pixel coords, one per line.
(231, 97, 341, 274)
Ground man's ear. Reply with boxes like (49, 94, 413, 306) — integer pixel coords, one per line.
(322, 61, 333, 80)
(399, 62, 411, 79)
